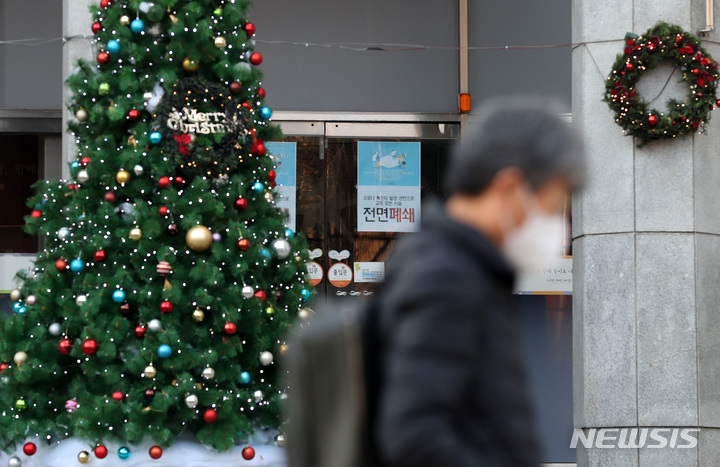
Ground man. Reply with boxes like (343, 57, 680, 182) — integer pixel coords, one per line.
(373, 97, 584, 467)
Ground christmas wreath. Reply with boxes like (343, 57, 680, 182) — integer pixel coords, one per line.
(605, 22, 720, 146)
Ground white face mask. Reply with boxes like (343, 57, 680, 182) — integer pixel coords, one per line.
(501, 195, 565, 274)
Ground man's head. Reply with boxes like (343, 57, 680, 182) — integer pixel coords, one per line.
(444, 96, 584, 271)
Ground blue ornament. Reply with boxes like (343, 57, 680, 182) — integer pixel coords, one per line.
(118, 446, 131, 460)
(78, 213, 86, 221)
(285, 229, 295, 238)
(149, 131, 162, 144)
(253, 182, 264, 192)
(130, 19, 145, 33)
(239, 371, 251, 384)
(34, 203, 44, 211)
(70, 259, 85, 273)
(17, 306, 26, 315)
(157, 344, 172, 358)
(259, 248, 271, 260)
(12, 302, 22, 313)
(301, 289, 311, 301)
(71, 161, 81, 171)
(260, 106, 272, 119)
(112, 289, 126, 303)
(107, 39, 121, 54)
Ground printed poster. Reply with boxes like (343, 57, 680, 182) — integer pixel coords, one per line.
(357, 142, 421, 233)
(266, 142, 297, 231)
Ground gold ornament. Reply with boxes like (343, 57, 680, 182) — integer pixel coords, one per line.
(116, 169, 131, 184)
(144, 364, 157, 378)
(75, 109, 89, 122)
(297, 308, 314, 322)
(13, 351, 28, 366)
(169, 14, 178, 24)
(182, 57, 200, 72)
(10, 288, 21, 301)
(278, 344, 289, 356)
(129, 227, 142, 241)
(264, 192, 274, 202)
(128, 135, 138, 147)
(186, 225, 212, 251)
(78, 451, 90, 464)
(120, 15, 131, 26)
(214, 36, 227, 49)
(192, 308, 205, 322)
(163, 278, 172, 290)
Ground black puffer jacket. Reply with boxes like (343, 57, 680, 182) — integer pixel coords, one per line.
(373, 202, 540, 467)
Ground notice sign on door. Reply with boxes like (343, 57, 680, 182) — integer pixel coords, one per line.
(357, 142, 421, 233)
(266, 142, 297, 231)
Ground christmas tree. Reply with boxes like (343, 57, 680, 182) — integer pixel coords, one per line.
(0, 0, 310, 462)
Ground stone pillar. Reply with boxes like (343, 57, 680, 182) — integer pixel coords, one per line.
(573, 1, 720, 466)
(62, 0, 94, 179)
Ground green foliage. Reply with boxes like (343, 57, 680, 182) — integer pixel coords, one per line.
(604, 22, 720, 146)
(0, 0, 310, 456)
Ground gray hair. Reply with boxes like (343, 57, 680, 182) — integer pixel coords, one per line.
(444, 96, 585, 196)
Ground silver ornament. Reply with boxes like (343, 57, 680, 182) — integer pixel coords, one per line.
(25, 295, 36, 306)
(76, 170, 90, 183)
(253, 390, 264, 402)
(185, 394, 199, 408)
(272, 239, 291, 259)
(58, 227, 71, 240)
(297, 308, 314, 322)
(9, 289, 21, 302)
(48, 323, 62, 336)
(75, 295, 87, 306)
(8, 455, 21, 467)
(274, 433, 287, 447)
(118, 202, 136, 221)
(148, 319, 162, 332)
(242, 286, 254, 299)
(259, 351, 274, 366)
(202, 367, 215, 380)
(133, 164, 144, 176)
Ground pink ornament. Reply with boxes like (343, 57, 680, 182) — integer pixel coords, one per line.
(65, 399, 79, 413)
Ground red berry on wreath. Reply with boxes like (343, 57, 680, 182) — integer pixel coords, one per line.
(626, 62, 634, 71)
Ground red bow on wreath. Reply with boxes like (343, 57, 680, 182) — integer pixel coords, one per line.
(173, 134, 192, 156)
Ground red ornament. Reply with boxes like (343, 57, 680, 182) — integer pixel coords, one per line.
(167, 223, 179, 235)
(160, 301, 173, 313)
(100, 0, 112, 8)
(94, 250, 107, 262)
(0, 362, 8, 373)
(237, 239, 251, 251)
(625, 62, 634, 71)
(254, 290, 267, 302)
(149, 445, 163, 459)
(156, 261, 172, 275)
(111, 391, 125, 401)
(103, 192, 117, 203)
(223, 322, 237, 335)
(241, 101, 252, 110)
(80, 156, 90, 167)
(244, 22, 256, 37)
(97, 51, 110, 65)
(31, 209, 42, 218)
(119, 303, 131, 315)
(230, 82, 242, 95)
(135, 325, 146, 338)
(82, 339, 99, 355)
(23, 443, 37, 456)
(67, 182, 79, 191)
(258, 87, 266, 98)
(242, 446, 255, 460)
(144, 388, 155, 400)
(92, 22, 102, 34)
(249, 52, 263, 66)
(251, 139, 266, 156)
(127, 109, 140, 120)
(58, 339, 72, 355)
(268, 170, 277, 181)
(174, 176, 185, 187)
(55, 259, 68, 272)
(158, 176, 171, 189)
(648, 115, 658, 126)
(235, 198, 248, 210)
(203, 408, 218, 423)
(158, 206, 169, 216)
(94, 445, 108, 459)
(270, 180, 277, 189)
(698, 78, 706, 87)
